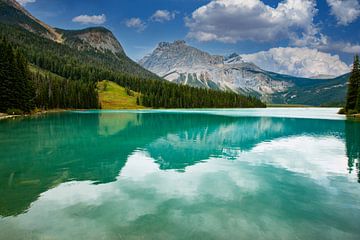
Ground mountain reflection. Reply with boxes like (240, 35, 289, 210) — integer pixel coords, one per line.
(0, 111, 356, 217)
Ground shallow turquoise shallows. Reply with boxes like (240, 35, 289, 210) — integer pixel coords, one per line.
(0, 108, 359, 240)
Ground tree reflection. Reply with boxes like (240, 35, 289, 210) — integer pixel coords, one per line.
(345, 120, 360, 183)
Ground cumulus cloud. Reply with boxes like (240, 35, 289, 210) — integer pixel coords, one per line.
(320, 41, 360, 54)
(185, 0, 318, 43)
(125, 17, 146, 32)
(16, 0, 36, 6)
(151, 10, 177, 22)
(326, 0, 360, 25)
(241, 47, 350, 77)
(72, 14, 106, 24)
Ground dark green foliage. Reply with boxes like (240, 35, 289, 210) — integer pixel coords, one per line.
(31, 72, 99, 109)
(345, 55, 360, 112)
(356, 86, 360, 113)
(0, 37, 35, 112)
(6, 108, 23, 115)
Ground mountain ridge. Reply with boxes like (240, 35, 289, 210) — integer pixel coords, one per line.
(1, 0, 126, 56)
(139, 40, 349, 105)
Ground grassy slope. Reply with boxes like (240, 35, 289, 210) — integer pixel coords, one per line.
(29, 66, 146, 110)
(97, 80, 146, 110)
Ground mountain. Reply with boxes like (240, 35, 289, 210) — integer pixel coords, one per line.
(139, 40, 349, 105)
(139, 41, 290, 100)
(0, 0, 265, 110)
(0, 0, 157, 80)
(58, 27, 124, 55)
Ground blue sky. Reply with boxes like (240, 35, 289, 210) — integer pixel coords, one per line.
(20, 0, 360, 67)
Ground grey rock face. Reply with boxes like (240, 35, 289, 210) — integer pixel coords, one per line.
(63, 28, 124, 55)
(139, 41, 291, 101)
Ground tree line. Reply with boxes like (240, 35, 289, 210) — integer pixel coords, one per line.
(344, 55, 360, 114)
(32, 72, 99, 109)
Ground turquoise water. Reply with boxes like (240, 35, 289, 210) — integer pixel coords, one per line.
(0, 108, 359, 240)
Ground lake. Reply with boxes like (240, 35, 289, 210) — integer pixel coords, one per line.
(0, 108, 359, 240)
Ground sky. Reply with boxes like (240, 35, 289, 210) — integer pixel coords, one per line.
(18, 0, 360, 77)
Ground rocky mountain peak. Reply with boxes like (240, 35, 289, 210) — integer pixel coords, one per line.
(60, 27, 124, 55)
(139, 40, 224, 76)
(139, 41, 292, 100)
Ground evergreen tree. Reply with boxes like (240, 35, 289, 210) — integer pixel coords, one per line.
(345, 55, 360, 112)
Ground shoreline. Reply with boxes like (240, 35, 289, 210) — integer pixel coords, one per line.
(347, 113, 360, 119)
(0, 113, 21, 120)
(2, 107, 357, 121)
(0, 109, 67, 120)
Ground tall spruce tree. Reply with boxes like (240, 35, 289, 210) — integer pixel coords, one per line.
(345, 55, 360, 112)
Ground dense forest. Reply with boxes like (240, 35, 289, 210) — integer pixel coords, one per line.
(0, 23, 265, 112)
(0, 38, 99, 112)
(0, 37, 34, 113)
(343, 55, 360, 114)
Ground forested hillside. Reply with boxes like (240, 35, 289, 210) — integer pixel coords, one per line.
(0, 38, 99, 112)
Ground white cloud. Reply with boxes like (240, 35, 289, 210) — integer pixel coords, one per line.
(322, 41, 360, 54)
(241, 47, 350, 77)
(124, 18, 146, 32)
(151, 10, 177, 22)
(326, 0, 360, 25)
(16, 0, 36, 6)
(185, 0, 318, 43)
(290, 25, 328, 48)
(72, 14, 106, 25)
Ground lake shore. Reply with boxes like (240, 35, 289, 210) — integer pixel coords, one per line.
(0, 109, 67, 120)
(0, 113, 20, 120)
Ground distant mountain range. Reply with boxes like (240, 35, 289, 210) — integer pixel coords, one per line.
(140, 40, 349, 106)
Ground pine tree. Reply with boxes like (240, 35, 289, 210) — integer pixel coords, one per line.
(346, 55, 360, 112)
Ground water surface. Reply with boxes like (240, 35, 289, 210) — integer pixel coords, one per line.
(0, 108, 359, 240)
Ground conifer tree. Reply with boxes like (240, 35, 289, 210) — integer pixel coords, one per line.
(345, 55, 360, 112)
